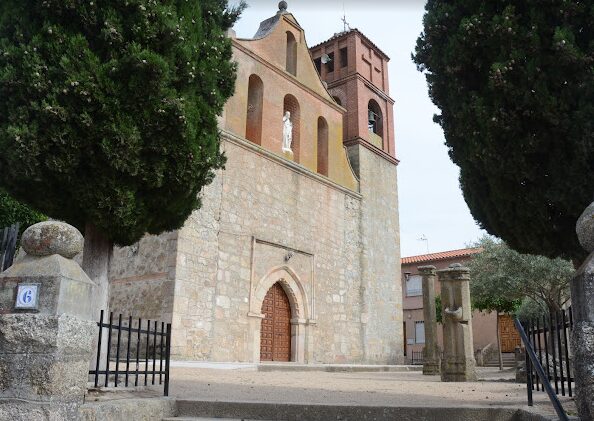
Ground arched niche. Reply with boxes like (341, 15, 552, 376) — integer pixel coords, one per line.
(286, 31, 297, 76)
(317, 117, 329, 176)
(246, 74, 264, 145)
(368, 99, 384, 140)
(283, 94, 300, 162)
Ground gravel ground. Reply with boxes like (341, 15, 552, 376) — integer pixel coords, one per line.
(168, 366, 577, 418)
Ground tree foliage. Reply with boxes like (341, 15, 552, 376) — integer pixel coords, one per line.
(0, 189, 46, 230)
(468, 236, 572, 316)
(0, 0, 245, 245)
(414, 1, 594, 264)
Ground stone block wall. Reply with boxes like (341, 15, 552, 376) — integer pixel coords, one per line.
(109, 132, 403, 364)
(171, 132, 367, 362)
(109, 230, 177, 323)
(351, 143, 403, 364)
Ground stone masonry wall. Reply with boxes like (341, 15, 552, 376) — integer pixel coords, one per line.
(171, 132, 367, 362)
(352, 143, 403, 364)
(109, 230, 177, 323)
(108, 134, 402, 364)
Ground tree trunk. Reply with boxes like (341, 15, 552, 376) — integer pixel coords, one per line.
(81, 223, 112, 378)
(82, 222, 112, 318)
(496, 311, 503, 371)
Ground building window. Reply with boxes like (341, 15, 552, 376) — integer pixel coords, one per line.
(326, 52, 335, 73)
(406, 274, 422, 297)
(317, 117, 328, 176)
(314, 57, 322, 75)
(286, 32, 297, 76)
(415, 321, 425, 344)
(283, 94, 300, 162)
(340, 47, 348, 68)
(245, 75, 263, 145)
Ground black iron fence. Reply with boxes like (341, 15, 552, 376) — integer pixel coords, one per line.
(515, 308, 573, 421)
(0, 223, 19, 272)
(409, 350, 424, 365)
(522, 308, 574, 398)
(89, 310, 172, 396)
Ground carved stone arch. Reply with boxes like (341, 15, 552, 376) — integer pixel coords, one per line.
(253, 265, 309, 320)
(249, 265, 312, 363)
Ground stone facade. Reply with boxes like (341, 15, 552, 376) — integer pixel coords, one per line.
(109, 4, 402, 364)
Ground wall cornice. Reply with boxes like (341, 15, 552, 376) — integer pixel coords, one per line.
(221, 130, 362, 199)
(344, 137, 400, 166)
(328, 73, 395, 105)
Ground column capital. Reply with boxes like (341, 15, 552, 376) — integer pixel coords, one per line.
(418, 265, 437, 275)
(437, 263, 470, 282)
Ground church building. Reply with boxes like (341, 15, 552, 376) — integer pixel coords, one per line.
(108, 2, 403, 364)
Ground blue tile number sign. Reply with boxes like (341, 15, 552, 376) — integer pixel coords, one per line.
(15, 284, 40, 310)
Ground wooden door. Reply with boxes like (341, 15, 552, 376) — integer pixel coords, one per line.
(498, 314, 522, 353)
(260, 283, 292, 362)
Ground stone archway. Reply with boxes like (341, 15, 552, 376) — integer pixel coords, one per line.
(248, 266, 311, 363)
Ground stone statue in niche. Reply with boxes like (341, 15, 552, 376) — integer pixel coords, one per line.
(282, 111, 293, 153)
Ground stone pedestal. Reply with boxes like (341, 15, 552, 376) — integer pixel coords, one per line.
(438, 264, 477, 382)
(0, 222, 96, 420)
(572, 202, 594, 420)
(282, 149, 294, 162)
(419, 265, 440, 375)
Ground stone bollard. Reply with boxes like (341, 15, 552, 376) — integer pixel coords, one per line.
(419, 265, 440, 375)
(437, 263, 477, 382)
(0, 221, 96, 420)
(571, 202, 594, 420)
(514, 347, 527, 384)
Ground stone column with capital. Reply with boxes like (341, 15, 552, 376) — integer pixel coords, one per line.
(0, 221, 96, 420)
(419, 265, 440, 375)
(437, 263, 477, 382)
(572, 202, 594, 420)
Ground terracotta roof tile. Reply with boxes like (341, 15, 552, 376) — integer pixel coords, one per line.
(401, 247, 483, 265)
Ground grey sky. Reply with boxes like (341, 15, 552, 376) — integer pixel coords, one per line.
(230, 0, 486, 257)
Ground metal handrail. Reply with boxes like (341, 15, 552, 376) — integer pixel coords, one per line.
(514, 318, 569, 421)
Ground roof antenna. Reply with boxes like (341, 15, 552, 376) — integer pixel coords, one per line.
(341, 2, 351, 33)
(417, 234, 430, 254)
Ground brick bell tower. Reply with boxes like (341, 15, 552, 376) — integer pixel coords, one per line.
(310, 28, 398, 174)
(311, 29, 403, 363)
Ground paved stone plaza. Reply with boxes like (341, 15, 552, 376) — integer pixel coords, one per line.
(163, 366, 575, 419)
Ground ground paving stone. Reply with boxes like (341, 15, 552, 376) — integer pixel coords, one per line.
(167, 366, 576, 419)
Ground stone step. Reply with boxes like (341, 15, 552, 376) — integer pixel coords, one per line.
(169, 399, 555, 421)
(257, 363, 421, 372)
(163, 417, 272, 421)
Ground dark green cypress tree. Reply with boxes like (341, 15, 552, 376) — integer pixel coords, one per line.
(0, 0, 244, 246)
(413, 1, 594, 264)
(0, 190, 46, 230)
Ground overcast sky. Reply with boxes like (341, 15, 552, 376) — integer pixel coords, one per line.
(230, 0, 486, 257)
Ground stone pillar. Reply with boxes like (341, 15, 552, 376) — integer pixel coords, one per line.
(419, 265, 440, 375)
(514, 347, 527, 384)
(572, 202, 594, 420)
(437, 263, 477, 382)
(0, 221, 96, 420)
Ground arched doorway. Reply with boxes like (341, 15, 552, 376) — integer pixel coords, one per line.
(260, 282, 292, 361)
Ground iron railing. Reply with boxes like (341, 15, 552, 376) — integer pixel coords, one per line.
(409, 350, 424, 365)
(89, 310, 172, 396)
(0, 223, 19, 272)
(515, 313, 571, 421)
